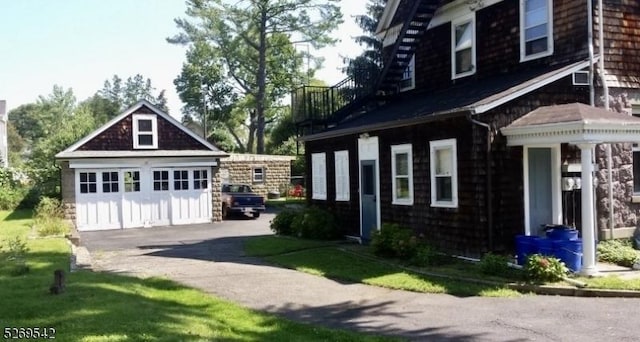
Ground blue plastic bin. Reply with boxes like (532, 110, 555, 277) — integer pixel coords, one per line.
(546, 226, 579, 240)
(535, 238, 555, 256)
(553, 239, 583, 272)
(515, 235, 540, 265)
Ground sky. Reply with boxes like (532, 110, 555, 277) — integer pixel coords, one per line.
(0, 0, 369, 118)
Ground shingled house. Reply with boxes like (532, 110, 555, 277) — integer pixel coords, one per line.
(292, 0, 640, 274)
(56, 100, 228, 231)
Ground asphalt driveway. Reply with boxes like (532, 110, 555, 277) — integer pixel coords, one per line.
(81, 212, 640, 341)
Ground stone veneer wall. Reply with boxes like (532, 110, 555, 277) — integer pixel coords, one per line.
(211, 165, 223, 222)
(219, 154, 295, 198)
(594, 88, 640, 239)
(59, 161, 77, 226)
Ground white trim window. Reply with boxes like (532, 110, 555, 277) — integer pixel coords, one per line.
(391, 144, 413, 205)
(173, 170, 189, 191)
(520, 0, 554, 61)
(312, 153, 327, 200)
(193, 169, 209, 190)
(452, 14, 475, 79)
(101, 171, 119, 193)
(79, 172, 97, 194)
(252, 167, 265, 183)
(430, 139, 458, 208)
(399, 56, 415, 92)
(132, 114, 158, 149)
(334, 150, 350, 201)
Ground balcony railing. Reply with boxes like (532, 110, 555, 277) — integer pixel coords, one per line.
(292, 69, 377, 131)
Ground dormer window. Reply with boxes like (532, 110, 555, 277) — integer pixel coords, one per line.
(133, 114, 158, 149)
(521, 0, 554, 61)
(452, 14, 475, 79)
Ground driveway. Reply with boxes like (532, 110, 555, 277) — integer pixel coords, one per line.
(81, 213, 640, 341)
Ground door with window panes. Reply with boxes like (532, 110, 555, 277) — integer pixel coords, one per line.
(170, 168, 211, 224)
(151, 169, 171, 225)
(122, 169, 144, 228)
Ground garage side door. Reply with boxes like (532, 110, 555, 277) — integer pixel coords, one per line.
(171, 168, 211, 225)
(75, 170, 121, 231)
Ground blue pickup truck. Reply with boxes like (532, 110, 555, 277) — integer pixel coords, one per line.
(221, 183, 266, 219)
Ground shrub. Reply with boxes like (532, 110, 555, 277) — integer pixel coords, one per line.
(371, 223, 402, 257)
(524, 254, 568, 282)
(410, 244, 452, 267)
(371, 223, 420, 260)
(35, 197, 65, 220)
(479, 253, 512, 276)
(270, 209, 300, 236)
(290, 206, 341, 240)
(597, 239, 640, 268)
(2, 236, 30, 276)
(33, 197, 69, 237)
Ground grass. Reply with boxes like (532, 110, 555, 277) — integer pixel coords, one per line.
(0, 210, 397, 341)
(245, 236, 523, 298)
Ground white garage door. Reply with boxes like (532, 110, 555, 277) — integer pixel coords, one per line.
(75, 167, 212, 231)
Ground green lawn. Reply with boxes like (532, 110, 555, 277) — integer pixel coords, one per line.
(0, 210, 397, 341)
(245, 236, 523, 297)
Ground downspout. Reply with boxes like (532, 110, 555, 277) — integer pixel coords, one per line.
(596, 0, 614, 239)
(587, 0, 595, 106)
(468, 114, 493, 251)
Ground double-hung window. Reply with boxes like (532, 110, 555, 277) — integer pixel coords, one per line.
(430, 139, 458, 208)
(334, 150, 350, 201)
(452, 14, 475, 79)
(521, 0, 553, 60)
(311, 153, 327, 200)
(399, 56, 415, 91)
(252, 167, 265, 183)
(391, 144, 413, 205)
(133, 114, 158, 149)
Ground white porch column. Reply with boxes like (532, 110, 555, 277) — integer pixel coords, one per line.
(577, 143, 598, 276)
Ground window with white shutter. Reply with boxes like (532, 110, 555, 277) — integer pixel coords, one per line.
(312, 153, 327, 200)
(334, 150, 350, 201)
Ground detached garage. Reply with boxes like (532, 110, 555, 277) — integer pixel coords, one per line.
(56, 100, 228, 231)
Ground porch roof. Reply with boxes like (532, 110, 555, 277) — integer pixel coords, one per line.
(301, 58, 592, 141)
(501, 103, 640, 146)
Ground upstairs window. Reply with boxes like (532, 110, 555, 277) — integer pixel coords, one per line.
(430, 139, 458, 208)
(391, 144, 413, 205)
(133, 114, 158, 149)
(311, 153, 327, 200)
(399, 56, 415, 92)
(521, 0, 553, 61)
(452, 14, 475, 79)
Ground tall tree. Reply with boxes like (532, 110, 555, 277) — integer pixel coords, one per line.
(99, 74, 169, 114)
(344, 0, 386, 82)
(169, 0, 343, 153)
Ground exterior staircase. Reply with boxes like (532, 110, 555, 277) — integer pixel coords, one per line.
(292, 0, 441, 135)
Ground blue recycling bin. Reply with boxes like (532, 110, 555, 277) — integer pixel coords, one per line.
(553, 239, 583, 272)
(515, 235, 540, 265)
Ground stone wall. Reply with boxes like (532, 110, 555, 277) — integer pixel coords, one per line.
(211, 165, 223, 222)
(595, 88, 640, 239)
(59, 161, 76, 225)
(219, 154, 295, 198)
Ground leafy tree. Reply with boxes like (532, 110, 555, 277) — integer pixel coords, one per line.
(6, 122, 25, 167)
(169, 0, 343, 154)
(344, 0, 386, 83)
(99, 74, 169, 114)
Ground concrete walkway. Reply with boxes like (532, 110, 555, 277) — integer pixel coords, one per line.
(78, 213, 640, 341)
